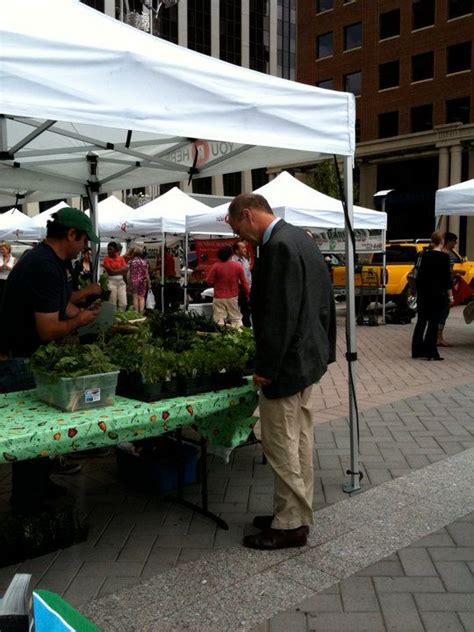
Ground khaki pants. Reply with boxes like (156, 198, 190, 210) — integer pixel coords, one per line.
(259, 384, 315, 530)
(108, 276, 127, 310)
(213, 297, 243, 328)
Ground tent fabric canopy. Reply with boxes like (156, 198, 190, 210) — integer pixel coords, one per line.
(0, 0, 355, 207)
(435, 179, 474, 217)
(130, 187, 210, 236)
(0, 208, 38, 242)
(186, 171, 387, 234)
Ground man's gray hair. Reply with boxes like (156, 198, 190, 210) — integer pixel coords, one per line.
(228, 193, 274, 218)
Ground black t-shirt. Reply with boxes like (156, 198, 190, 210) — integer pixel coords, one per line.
(416, 249, 452, 298)
(0, 242, 71, 357)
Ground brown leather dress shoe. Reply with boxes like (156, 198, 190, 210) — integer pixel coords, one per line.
(252, 515, 310, 534)
(243, 527, 307, 550)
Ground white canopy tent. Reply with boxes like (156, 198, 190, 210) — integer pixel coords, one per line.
(0, 208, 39, 242)
(0, 0, 361, 492)
(95, 195, 135, 240)
(435, 179, 474, 217)
(186, 171, 387, 234)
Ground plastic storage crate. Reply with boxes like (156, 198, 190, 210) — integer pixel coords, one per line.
(34, 371, 119, 412)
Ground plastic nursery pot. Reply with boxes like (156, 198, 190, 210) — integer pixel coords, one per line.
(178, 375, 215, 396)
(117, 371, 165, 402)
(213, 371, 246, 390)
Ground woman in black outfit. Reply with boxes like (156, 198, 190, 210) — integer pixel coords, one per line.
(412, 232, 454, 361)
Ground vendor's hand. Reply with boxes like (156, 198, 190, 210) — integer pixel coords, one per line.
(77, 307, 99, 327)
(253, 373, 272, 387)
(86, 282, 102, 297)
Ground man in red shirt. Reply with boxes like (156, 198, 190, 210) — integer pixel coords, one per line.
(206, 245, 250, 328)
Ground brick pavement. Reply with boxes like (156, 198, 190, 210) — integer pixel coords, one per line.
(0, 305, 473, 618)
(253, 513, 474, 632)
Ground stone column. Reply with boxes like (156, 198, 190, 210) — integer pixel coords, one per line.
(212, 175, 224, 196)
(180, 179, 192, 193)
(436, 146, 450, 233)
(211, 0, 219, 58)
(242, 170, 253, 192)
(448, 144, 462, 237)
(358, 163, 377, 209)
(268, 1, 278, 76)
(103, 0, 115, 17)
(178, 0, 187, 47)
(241, 0, 250, 68)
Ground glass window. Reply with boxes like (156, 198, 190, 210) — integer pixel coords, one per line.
(80, 0, 104, 11)
(159, 4, 178, 44)
(188, 0, 211, 55)
(412, 0, 435, 30)
(355, 118, 361, 143)
(380, 9, 401, 39)
(223, 172, 242, 197)
(411, 104, 433, 132)
(411, 51, 434, 81)
(447, 41, 472, 74)
(317, 0, 334, 12)
(446, 97, 470, 124)
(192, 177, 212, 195)
(317, 32, 333, 59)
(344, 22, 362, 50)
(379, 60, 400, 89)
(220, 0, 242, 65)
(250, 0, 269, 72)
(378, 111, 399, 138)
(448, 0, 473, 19)
(318, 78, 334, 89)
(344, 71, 362, 96)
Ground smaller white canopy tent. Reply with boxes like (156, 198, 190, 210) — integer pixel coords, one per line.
(185, 171, 387, 234)
(130, 187, 211, 236)
(29, 201, 69, 233)
(0, 208, 39, 242)
(96, 195, 135, 239)
(435, 179, 474, 216)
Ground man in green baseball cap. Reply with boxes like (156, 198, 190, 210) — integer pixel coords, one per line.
(53, 206, 100, 244)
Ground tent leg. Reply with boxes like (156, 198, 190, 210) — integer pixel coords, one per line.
(161, 235, 165, 313)
(184, 233, 189, 311)
(89, 188, 99, 283)
(342, 156, 362, 494)
(382, 229, 386, 324)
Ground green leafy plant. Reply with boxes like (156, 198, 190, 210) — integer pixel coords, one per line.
(31, 343, 117, 379)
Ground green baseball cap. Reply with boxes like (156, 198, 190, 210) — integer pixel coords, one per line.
(54, 207, 100, 244)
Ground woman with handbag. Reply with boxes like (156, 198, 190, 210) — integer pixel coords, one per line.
(411, 232, 453, 361)
(127, 245, 151, 313)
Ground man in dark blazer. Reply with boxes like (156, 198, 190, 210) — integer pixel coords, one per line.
(227, 193, 336, 550)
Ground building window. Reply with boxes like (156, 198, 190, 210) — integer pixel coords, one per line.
(188, 0, 211, 55)
(318, 78, 334, 89)
(411, 104, 433, 131)
(344, 22, 362, 51)
(317, 32, 333, 59)
(379, 60, 400, 89)
(192, 177, 212, 195)
(220, 0, 242, 65)
(355, 118, 361, 143)
(344, 71, 362, 96)
(159, 4, 178, 44)
(378, 111, 399, 138)
(278, 0, 297, 80)
(446, 96, 471, 123)
(448, 0, 473, 19)
(447, 41, 472, 74)
(250, 0, 269, 72)
(317, 0, 333, 12)
(380, 9, 401, 39)
(223, 172, 242, 197)
(80, 0, 104, 11)
(412, 0, 435, 30)
(411, 51, 434, 82)
(252, 168, 269, 190)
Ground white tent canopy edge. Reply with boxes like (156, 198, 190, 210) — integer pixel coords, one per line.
(435, 179, 474, 217)
(0, 0, 361, 493)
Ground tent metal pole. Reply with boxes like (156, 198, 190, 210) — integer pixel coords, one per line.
(161, 234, 165, 313)
(89, 188, 99, 282)
(342, 155, 361, 494)
(184, 232, 189, 311)
(382, 229, 386, 324)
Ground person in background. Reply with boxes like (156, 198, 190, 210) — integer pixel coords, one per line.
(128, 245, 150, 313)
(0, 241, 16, 301)
(103, 241, 127, 310)
(232, 240, 252, 327)
(412, 231, 453, 361)
(0, 207, 101, 510)
(437, 231, 459, 347)
(206, 245, 250, 328)
(74, 247, 93, 286)
(226, 193, 336, 550)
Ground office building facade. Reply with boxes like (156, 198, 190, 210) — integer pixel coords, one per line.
(298, 0, 474, 253)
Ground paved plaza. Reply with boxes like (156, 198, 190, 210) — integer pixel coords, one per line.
(0, 305, 473, 630)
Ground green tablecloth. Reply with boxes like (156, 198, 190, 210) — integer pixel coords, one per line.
(0, 383, 258, 464)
